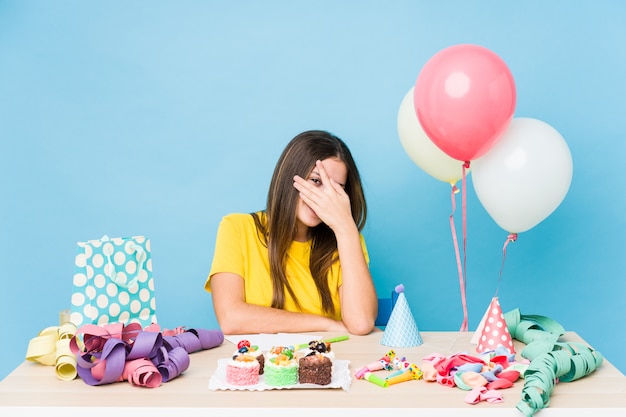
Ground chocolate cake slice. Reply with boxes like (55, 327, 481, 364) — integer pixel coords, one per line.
(298, 353, 332, 385)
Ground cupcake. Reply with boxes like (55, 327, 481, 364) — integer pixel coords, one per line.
(225, 352, 260, 386)
(235, 340, 265, 374)
(264, 346, 298, 387)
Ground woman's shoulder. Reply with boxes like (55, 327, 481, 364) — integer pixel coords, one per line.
(220, 211, 264, 229)
(221, 212, 253, 221)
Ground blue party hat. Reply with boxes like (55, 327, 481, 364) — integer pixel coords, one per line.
(381, 285, 423, 347)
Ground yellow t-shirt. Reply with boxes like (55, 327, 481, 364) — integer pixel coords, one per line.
(205, 212, 369, 321)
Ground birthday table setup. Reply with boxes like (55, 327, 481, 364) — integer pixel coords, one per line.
(1, 226, 625, 417)
(4, 279, 624, 417)
(2, 329, 624, 417)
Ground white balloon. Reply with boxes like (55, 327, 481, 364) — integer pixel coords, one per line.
(471, 117, 573, 233)
(397, 87, 467, 184)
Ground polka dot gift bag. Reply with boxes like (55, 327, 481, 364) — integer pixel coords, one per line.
(69, 235, 157, 328)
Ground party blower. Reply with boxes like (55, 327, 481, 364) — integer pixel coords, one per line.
(354, 350, 396, 379)
(386, 363, 423, 386)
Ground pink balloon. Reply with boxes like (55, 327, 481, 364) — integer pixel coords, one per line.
(414, 44, 516, 162)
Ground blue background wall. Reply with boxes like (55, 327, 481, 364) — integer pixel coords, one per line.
(1, 1, 624, 380)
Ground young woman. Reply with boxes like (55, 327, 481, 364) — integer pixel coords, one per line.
(205, 130, 377, 335)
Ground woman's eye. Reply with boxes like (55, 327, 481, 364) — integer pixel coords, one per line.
(310, 178, 321, 185)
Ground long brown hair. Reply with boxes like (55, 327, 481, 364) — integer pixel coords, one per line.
(252, 130, 367, 315)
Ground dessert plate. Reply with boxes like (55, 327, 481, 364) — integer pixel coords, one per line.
(208, 359, 351, 391)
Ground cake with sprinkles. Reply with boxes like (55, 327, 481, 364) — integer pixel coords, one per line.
(225, 352, 260, 386)
(264, 346, 298, 386)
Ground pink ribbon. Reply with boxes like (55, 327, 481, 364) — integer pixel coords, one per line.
(449, 162, 471, 331)
(122, 359, 162, 388)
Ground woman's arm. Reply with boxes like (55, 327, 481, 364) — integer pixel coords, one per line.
(293, 160, 378, 334)
(210, 272, 348, 335)
(335, 225, 378, 335)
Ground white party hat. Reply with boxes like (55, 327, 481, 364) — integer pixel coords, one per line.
(381, 284, 423, 347)
(470, 304, 490, 344)
(474, 296, 515, 354)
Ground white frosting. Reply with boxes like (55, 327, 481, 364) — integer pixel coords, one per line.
(227, 357, 260, 368)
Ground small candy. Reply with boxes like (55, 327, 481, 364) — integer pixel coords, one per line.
(269, 346, 289, 355)
(272, 353, 294, 365)
(309, 340, 331, 353)
(237, 340, 251, 349)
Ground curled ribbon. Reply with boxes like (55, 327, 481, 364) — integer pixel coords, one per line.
(123, 358, 162, 388)
(25, 314, 78, 381)
(27, 316, 224, 388)
(503, 308, 604, 416)
(69, 323, 224, 387)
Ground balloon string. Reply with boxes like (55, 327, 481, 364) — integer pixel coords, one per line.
(461, 162, 470, 331)
(496, 233, 517, 297)
(449, 183, 467, 332)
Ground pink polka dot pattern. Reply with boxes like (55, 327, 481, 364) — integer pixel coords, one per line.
(476, 297, 515, 354)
